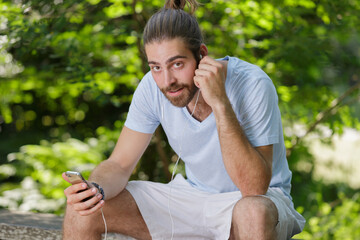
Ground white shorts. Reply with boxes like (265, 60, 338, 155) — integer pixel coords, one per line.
(126, 174, 305, 240)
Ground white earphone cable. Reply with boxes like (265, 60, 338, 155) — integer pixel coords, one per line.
(101, 207, 107, 240)
(168, 89, 201, 240)
(98, 92, 202, 240)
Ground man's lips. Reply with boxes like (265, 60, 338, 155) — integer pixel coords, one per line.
(167, 87, 184, 96)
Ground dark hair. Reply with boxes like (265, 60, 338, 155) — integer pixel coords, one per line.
(143, 0, 203, 62)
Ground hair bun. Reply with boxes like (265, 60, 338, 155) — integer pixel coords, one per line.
(165, 0, 199, 14)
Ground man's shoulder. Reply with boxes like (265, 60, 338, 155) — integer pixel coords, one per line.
(227, 56, 269, 79)
(134, 71, 160, 95)
(225, 57, 273, 93)
(138, 71, 154, 86)
(225, 57, 278, 107)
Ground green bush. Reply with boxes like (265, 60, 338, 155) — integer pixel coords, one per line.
(0, 122, 123, 214)
(294, 192, 360, 239)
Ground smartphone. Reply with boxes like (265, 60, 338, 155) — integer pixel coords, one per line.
(65, 171, 92, 201)
(65, 171, 91, 186)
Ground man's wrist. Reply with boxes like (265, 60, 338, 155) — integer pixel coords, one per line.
(91, 182, 105, 200)
(212, 97, 232, 116)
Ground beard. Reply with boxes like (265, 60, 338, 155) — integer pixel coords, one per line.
(161, 82, 198, 107)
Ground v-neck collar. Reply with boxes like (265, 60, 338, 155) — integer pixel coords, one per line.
(182, 107, 214, 126)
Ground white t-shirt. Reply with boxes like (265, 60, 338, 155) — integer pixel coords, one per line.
(125, 56, 292, 199)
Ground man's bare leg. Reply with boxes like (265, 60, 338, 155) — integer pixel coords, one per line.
(229, 196, 278, 240)
(62, 189, 151, 240)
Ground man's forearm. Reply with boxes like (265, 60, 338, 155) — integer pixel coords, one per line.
(89, 159, 131, 200)
(191, 56, 272, 195)
(213, 99, 272, 196)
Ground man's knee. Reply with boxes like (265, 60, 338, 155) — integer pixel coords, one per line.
(63, 202, 105, 238)
(231, 196, 278, 239)
(233, 195, 278, 223)
(63, 206, 92, 226)
(63, 189, 151, 240)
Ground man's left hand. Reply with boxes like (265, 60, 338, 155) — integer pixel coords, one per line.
(194, 56, 228, 109)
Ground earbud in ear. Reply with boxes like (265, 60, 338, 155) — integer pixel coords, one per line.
(200, 54, 203, 59)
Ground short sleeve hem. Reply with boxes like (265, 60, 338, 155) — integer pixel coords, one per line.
(249, 135, 279, 147)
(124, 120, 158, 134)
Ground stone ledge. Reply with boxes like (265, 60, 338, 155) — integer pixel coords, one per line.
(0, 209, 301, 240)
(0, 209, 133, 240)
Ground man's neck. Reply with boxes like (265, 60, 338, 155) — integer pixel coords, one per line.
(186, 91, 212, 122)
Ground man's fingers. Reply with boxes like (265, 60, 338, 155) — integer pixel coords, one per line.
(64, 182, 88, 196)
(68, 187, 98, 204)
(62, 172, 70, 183)
(78, 199, 105, 216)
(73, 192, 102, 211)
(196, 59, 224, 80)
(199, 56, 222, 68)
(198, 63, 217, 74)
(62, 172, 103, 216)
(195, 69, 215, 79)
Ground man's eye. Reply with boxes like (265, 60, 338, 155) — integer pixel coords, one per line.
(151, 66, 161, 71)
(174, 62, 183, 68)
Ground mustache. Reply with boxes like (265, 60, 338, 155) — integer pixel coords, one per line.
(163, 83, 187, 92)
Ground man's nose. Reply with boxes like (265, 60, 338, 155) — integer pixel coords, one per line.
(164, 70, 176, 86)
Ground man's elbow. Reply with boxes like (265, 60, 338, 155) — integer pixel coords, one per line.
(240, 176, 271, 197)
(241, 187, 268, 197)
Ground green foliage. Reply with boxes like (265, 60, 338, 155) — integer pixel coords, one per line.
(0, 121, 122, 212)
(0, 0, 360, 237)
(294, 192, 360, 239)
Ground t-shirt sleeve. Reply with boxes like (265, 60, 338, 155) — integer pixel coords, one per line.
(124, 74, 160, 134)
(236, 78, 281, 147)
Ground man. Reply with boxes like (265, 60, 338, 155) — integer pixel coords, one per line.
(62, 0, 305, 239)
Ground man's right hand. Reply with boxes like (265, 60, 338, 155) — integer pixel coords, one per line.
(62, 172, 105, 216)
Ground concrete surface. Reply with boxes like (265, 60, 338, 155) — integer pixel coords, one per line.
(0, 209, 133, 240)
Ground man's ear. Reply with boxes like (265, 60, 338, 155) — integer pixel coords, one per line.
(199, 43, 208, 58)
